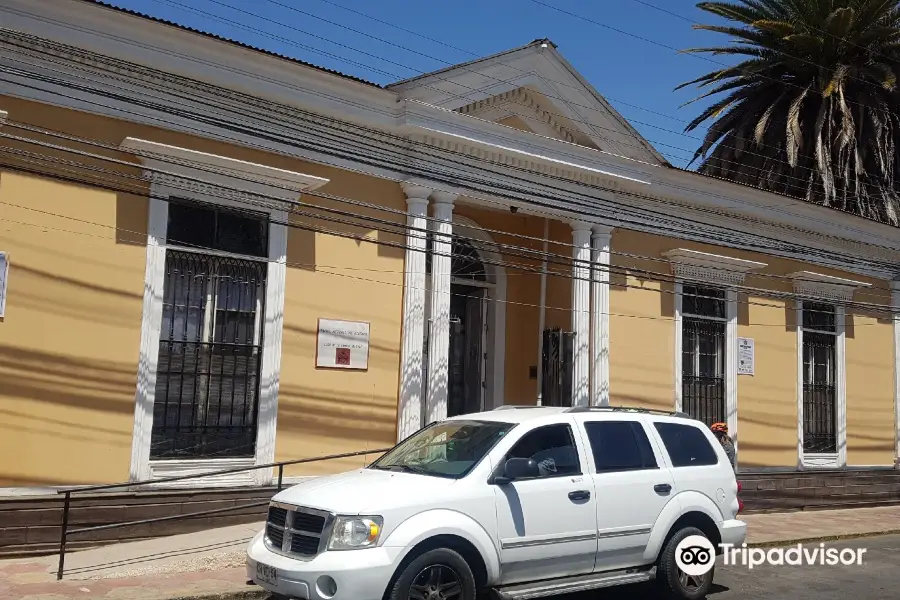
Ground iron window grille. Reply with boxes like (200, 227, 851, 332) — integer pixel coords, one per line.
(801, 302, 838, 454)
(151, 199, 269, 460)
(681, 286, 726, 426)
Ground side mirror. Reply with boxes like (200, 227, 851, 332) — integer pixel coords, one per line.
(499, 457, 540, 484)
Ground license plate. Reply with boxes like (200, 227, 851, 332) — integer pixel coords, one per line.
(255, 562, 277, 586)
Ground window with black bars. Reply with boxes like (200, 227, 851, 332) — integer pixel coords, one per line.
(151, 199, 269, 460)
(802, 302, 837, 454)
(681, 286, 726, 426)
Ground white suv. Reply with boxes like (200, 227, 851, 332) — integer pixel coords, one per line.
(246, 406, 746, 600)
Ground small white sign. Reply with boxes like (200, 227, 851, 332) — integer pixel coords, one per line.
(737, 337, 754, 375)
(316, 318, 370, 370)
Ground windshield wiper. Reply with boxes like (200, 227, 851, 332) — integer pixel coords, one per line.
(385, 464, 430, 475)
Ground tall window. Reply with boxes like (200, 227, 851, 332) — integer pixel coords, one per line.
(801, 302, 837, 454)
(150, 200, 269, 460)
(681, 285, 726, 425)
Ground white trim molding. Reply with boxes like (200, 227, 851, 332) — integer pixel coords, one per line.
(0, 109, 7, 125)
(892, 281, 900, 468)
(590, 226, 613, 406)
(666, 249, 767, 465)
(794, 299, 847, 469)
(122, 138, 328, 487)
(663, 249, 768, 285)
(788, 271, 872, 303)
(789, 270, 869, 470)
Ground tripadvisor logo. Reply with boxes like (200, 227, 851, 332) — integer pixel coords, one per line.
(675, 536, 868, 573)
(721, 543, 868, 569)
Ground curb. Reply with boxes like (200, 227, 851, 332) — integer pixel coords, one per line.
(745, 529, 900, 548)
(158, 590, 268, 600)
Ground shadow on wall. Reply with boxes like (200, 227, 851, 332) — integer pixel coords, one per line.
(0, 344, 136, 486)
(0, 344, 136, 415)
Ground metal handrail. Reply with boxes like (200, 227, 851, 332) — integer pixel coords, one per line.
(55, 447, 391, 580)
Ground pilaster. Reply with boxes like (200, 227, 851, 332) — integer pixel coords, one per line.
(425, 192, 457, 423)
(571, 221, 593, 407)
(396, 184, 431, 441)
(590, 226, 613, 406)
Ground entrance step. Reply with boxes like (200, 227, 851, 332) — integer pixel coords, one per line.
(492, 568, 653, 600)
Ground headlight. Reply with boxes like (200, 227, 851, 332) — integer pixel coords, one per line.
(328, 516, 383, 550)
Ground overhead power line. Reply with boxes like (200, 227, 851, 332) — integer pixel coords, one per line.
(1, 133, 896, 320)
(6, 50, 899, 274)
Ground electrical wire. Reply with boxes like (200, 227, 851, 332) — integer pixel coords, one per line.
(1, 138, 896, 320)
(4, 23, 894, 252)
(6, 52, 900, 278)
(152, 0, 840, 185)
(4, 114, 899, 303)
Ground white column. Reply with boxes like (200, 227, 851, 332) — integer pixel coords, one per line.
(590, 226, 613, 406)
(894, 282, 900, 467)
(396, 184, 431, 441)
(426, 192, 457, 423)
(571, 222, 593, 407)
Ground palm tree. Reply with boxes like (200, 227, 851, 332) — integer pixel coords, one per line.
(678, 0, 900, 224)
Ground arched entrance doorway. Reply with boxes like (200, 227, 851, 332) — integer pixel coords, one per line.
(424, 216, 506, 418)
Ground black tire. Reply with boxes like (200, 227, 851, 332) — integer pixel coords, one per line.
(656, 526, 715, 600)
(388, 547, 477, 600)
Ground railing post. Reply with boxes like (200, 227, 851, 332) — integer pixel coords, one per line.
(56, 491, 71, 580)
(277, 464, 284, 492)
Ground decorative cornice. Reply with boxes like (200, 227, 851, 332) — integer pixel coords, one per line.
(457, 88, 580, 144)
(6, 30, 900, 280)
(789, 271, 872, 303)
(121, 138, 329, 193)
(664, 248, 767, 286)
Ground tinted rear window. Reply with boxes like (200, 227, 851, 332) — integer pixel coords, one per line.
(584, 421, 658, 473)
(654, 422, 719, 467)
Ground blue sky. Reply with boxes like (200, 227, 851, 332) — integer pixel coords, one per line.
(104, 0, 735, 168)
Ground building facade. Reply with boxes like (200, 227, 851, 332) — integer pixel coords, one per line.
(0, 0, 898, 493)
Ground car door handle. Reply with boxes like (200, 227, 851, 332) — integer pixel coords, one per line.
(654, 484, 672, 494)
(568, 490, 591, 501)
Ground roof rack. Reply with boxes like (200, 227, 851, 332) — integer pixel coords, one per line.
(565, 406, 693, 418)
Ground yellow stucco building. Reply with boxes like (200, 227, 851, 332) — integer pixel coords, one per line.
(0, 0, 898, 499)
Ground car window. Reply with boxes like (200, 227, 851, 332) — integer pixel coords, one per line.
(506, 423, 581, 478)
(369, 420, 515, 478)
(584, 420, 658, 473)
(654, 422, 719, 467)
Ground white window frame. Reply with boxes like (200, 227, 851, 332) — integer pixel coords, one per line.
(0, 251, 8, 318)
(121, 138, 328, 487)
(790, 271, 871, 469)
(666, 249, 767, 468)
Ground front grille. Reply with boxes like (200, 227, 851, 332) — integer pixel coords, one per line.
(264, 503, 331, 558)
(268, 506, 287, 528)
(265, 525, 284, 548)
(292, 512, 326, 534)
(290, 534, 320, 554)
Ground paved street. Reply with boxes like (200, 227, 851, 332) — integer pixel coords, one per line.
(558, 534, 900, 600)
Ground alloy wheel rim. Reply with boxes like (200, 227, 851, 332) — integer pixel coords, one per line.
(408, 564, 463, 600)
(678, 568, 708, 591)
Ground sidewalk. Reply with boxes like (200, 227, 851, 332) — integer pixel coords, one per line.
(4, 505, 900, 599)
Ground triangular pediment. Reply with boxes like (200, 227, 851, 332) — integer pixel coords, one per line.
(388, 39, 667, 165)
(455, 86, 600, 149)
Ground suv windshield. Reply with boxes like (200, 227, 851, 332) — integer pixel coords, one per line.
(369, 420, 515, 479)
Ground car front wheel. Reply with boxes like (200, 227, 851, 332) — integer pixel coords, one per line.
(656, 526, 715, 600)
(388, 547, 477, 600)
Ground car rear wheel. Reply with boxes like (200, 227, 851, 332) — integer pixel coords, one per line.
(389, 547, 477, 600)
(656, 526, 715, 600)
